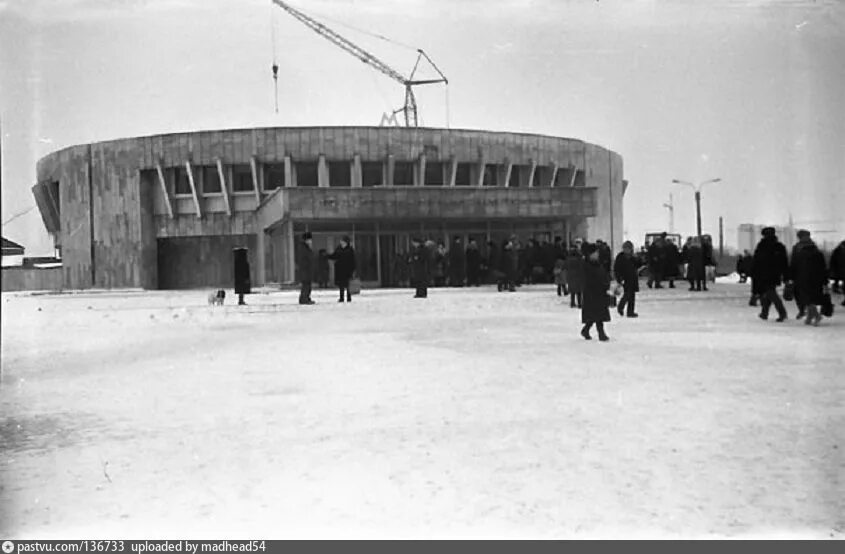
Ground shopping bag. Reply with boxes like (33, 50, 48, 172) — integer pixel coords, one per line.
(349, 277, 362, 296)
(783, 282, 795, 301)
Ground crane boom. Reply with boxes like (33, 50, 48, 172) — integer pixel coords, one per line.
(270, 0, 448, 127)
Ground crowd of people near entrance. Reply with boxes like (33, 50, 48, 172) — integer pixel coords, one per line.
(290, 227, 842, 337)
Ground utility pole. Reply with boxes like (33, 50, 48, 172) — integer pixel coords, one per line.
(672, 178, 722, 241)
(718, 216, 724, 257)
(662, 193, 674, 234)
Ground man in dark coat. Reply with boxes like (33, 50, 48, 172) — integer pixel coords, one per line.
(486, 240, 502, 288)
(828, 239, 845, 297)
(233, 247, 250, 306)
(751, 227, 788, 321)
(789, 229, 828, 326)
(328, 235, 356, 303)
(465, 237, 482, 287)
(613, 240, 640, 318)
(504, 236, 519, 292)
(564, 245, 584, 308)
(408, 237, 430, 298)
(686, 237, 706, 291)
(663, 235, 681, 288)
(448, 236, 466, 287)
(297, 232, 316, 305)
(597, 239, 612, 274)
(580, 243, 611, 341)
(646, 236, 665, 289)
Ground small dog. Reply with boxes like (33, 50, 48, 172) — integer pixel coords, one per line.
(208, 289, 226, 306)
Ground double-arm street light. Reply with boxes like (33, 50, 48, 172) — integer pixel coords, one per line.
(671, 178, 722, 239)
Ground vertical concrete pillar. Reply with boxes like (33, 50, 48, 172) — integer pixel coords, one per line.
(526, 159, 537, 188)
(417, 154, 426, 186)
(284, 218, 295, 282)
(386, 155, 395, 187)
(255, 228, 266, 286)
(549, 162, 559, 187)
(352, 155, 362, 188)
(476, 158, 486, 187)
(284, 156, 294, 187)
(502, 162, 513, 188)
(318, 155, 329, 188)
(448, 158, 457, 187)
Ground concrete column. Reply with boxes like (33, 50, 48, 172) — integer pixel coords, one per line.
(318, 155, 328, 188)
(502, 162, 513, 188)
(255, 228, 266, 286)
(386, 155, 395, 186)
(526, 159, 537, 188)
(477, 158, 486, 187)
(448, 158, 457, 187)
(284, 156, 294, 187)
(352, 155, 362, 188)
(284, 218, 295, 282)
(417, 154, 426, 186)
(549, 162, 559, 188)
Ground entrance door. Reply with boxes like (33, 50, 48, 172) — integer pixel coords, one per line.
(354, 233, 379, 286)
(378, 234, 397, 287)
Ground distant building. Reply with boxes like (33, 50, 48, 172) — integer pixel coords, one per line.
(737, 224, 797, 254)
(1, 237, 25, 267)
(33, 126, 625, 290)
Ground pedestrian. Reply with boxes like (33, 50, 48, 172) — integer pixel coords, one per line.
(685, 237, 706, 291)
(328, 235, 356, 303)
(751, 227, 788, 321)
(828, 239, 845, 298)
(701, 234, 715, 290)
(580, 243, 611, 341)
(554, 255, 567, 297)
(663, 234, 681, 288)
(564, 244, 584, 308)
(486, 239, 503, 289)
(448, 236, 466, 287)
(597, 239, 612, 274)
(233, 247, 250, 306)
(646, 235, 665, 289)
(465, 237, 482, 287)
(613, 240, 640, 318)
(297, 232, 316, 305)
(737, 250, 753, 283)
(433, 240, 447, 287)
(408, 237, 430, 298)
(789, 229, 828, 326)
(503, 236, 518, 292)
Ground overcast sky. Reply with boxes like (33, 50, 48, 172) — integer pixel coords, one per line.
(2, 0, 843, 255)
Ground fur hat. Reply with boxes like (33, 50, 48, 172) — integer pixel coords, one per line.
(761, 227, 776, 237)
(796, 229, 811, 239)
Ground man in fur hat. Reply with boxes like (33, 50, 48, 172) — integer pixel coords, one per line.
(751, 227, 788, 321)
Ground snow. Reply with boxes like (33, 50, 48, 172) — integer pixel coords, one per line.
(1, 283, 843, 539)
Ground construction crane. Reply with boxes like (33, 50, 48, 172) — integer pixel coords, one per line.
(270, 0, 448, 127)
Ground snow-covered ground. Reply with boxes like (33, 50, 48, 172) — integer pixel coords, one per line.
(1, 283, 843, 539)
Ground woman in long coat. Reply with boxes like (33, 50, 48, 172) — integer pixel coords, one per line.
(580, 243, 611, 341)
(790, 232, 828, 325)
(563, 247, 584, 308)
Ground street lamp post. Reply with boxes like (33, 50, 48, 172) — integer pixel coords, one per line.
(671, 178, 722, 240)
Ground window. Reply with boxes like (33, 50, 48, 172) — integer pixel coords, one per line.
(232, 164, 253, 193)
(482, 164, 498, 187)
(554, 167, 571, 187)
(201, 166, 221, 194)
(173, 167, 192, 195)
(509, 165, 521, 188)
(393, 161, 414, 186)
(296, 161, 319, 187)
(424, 161, 445, 186)
(454, 163, 472, 186)
(264, 163, 286, 190)
(574, 170, 586, 187)
(532, 166, 543, 188)
(361, 161, 383, 187)
(329, 161, 351, 187)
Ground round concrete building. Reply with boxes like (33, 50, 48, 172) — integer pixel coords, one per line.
(32, 127, 625, 290)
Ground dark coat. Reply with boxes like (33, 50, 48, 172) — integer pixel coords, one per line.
(664, 242, 681, 278)
(790, 240, 828, 304)
(647, 241, 665, 270)
(465, 245, 482, 273)
(830, 242, 845, 280)
(408, 244, 430, 286)
(233, 248, 251, 294)
(328, 244, 356, 285)
(563, 251, 584, 293)
(613, 252, 639, 293)
(503, 245, 519, 281)
(686, 244, 705, 281)
(582, 259, 611, 324)
(751, 236, 788, 292)
(297, 242, 314, 283)
(448, 242, 466, 283)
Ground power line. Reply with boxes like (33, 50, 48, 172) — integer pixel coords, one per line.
(2, 205, 37, 226)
